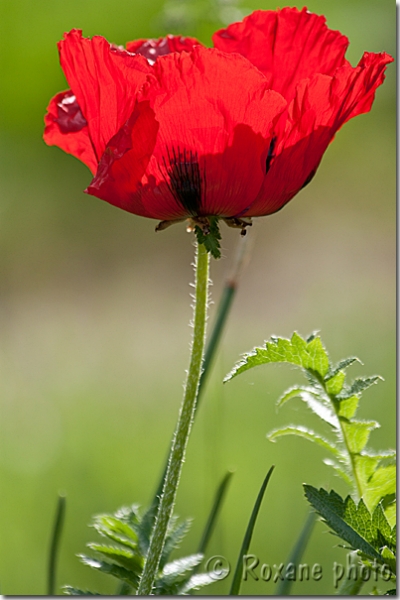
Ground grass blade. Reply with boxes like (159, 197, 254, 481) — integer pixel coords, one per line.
(197, 471, 234, 556)
(229, 466, 275, 595)
(47, 494, 66, 595)
(275, 511, 316, 595)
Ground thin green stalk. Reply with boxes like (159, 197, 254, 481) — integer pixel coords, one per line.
(47, 494, 66, 595)
(137, 243, 210, 595)
(148, 234, 252, 514)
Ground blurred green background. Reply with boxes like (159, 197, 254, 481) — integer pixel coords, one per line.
(0, 0, 395, 595)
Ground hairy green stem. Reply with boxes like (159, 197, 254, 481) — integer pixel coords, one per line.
(148, 234, 252, 513)
(137, 243, 210, 595)
(327, 392, 363, 499)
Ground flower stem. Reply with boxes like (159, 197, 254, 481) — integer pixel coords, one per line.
(137, 242, 210, 595)
(148, 233, 252, 514)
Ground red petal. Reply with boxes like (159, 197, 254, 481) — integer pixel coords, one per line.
(86, 47, 286, 220)
(86, 101, 160, 218)
(243, 51, 393, 217)
(44, 90, 98, 173)
(213, 7, 350, 102)
(137, 46, 286, 218)
(126, 35, 202, 63)
(58, 29, 151, 162)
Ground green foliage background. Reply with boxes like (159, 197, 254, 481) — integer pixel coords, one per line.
(0, 0, 395, 595)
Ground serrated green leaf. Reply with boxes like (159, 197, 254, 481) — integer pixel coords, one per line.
(303, 486, 382, 562)
(372, 504, 392, 544)
(325, 370, 346, 395)
(160, 519, 192, 568)
(306, 337, 330, 377)
(268, 425, 342, 458)
(179, 572, 221, 594)
(194, 218, 221, 260)
(340, 419, 379, 454)
(385, 505, 396, 530)
(92, 516, 138, 550)
(161, 554, 203, 580)
(277, 386, 338, 427)
(63, 586, 101, 595)
(224, 332, 330, 382)
(337, 376, 382, 400)
(79, 555, 139, 586)
(88, 543, 143, 573)
(338, 395, 359, 419)
(363, 465, 396, 512)
(277, 386, 312, 407)
(381, 546, 396, 573)
(390, 523, 396, 546)
(324, 357, 360, 381)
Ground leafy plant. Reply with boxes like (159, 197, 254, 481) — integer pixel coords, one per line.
(225, 332, 396, 593)
(64, 504, 218, 595)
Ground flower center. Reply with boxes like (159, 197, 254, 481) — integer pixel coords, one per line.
(162, 147, 203, 216)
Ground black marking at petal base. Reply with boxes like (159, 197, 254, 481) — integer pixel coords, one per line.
(162, 147, 203, 216)
(265, 136, 277, 174)
(300, 168, 317, 190)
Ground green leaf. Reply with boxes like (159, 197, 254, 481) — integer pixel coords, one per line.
(363, 464, 396, 512)
(337, 376, 382, 400)
(179, 572, 222, 594)
(92, 515, 138, 550)
(268, 425, 342, 458)
(371, 504, 392, 545)
(306, 337, 330, 378)
(160, 518, 192, 568)
(303, 486, 383, 562)
(224, 332, 329, 382)
(79, 555, 139, 586)
(325, 370, 346, 395)
(64, 587, 101, 595)
(385, 503, 396, 530)
(340, 419, 379, 454)
(230, 466, 275, 595)
(194, 218, 221, 260)
(87, 543, 142, 573)
(161, 554, 203, 580)
(324, 357, 360, 380)
(381, 546, 396, 574)
(277, 386, 338, 427)
(337, 395, 359, 419)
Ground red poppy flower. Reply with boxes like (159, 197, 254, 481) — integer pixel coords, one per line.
(44, 7, 392, 257)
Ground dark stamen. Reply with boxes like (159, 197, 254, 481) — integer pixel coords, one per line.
(162, 147, 203, 215)
(265, 136, 277, 174)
